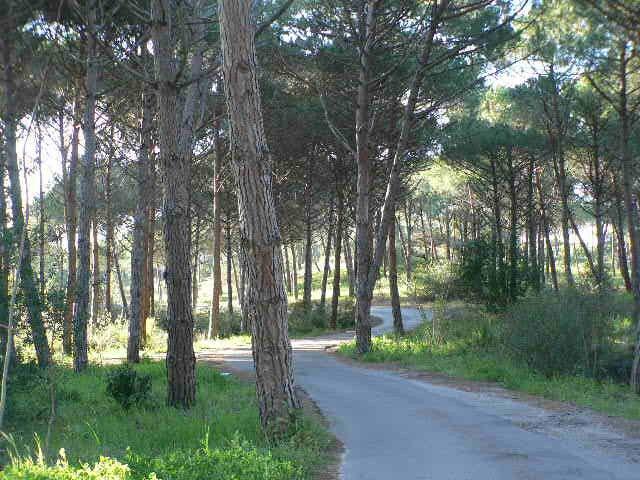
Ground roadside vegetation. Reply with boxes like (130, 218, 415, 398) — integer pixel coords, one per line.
(340, 288, 640, 420)
(2, 361, 333, 479)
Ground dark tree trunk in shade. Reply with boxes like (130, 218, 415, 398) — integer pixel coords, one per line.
(291, 244, 299, 300)
(330, 198, 344, 329)
(303, 159, 314, 311)
(62, 91, 81, 355)
(283, 245, 292, 294)
(389, 214, 403, 335)
(91, 217, 101, 325)
(226, 218, 234, 314)
(105, 145, 114, 318)
(114, 246, 128, 318)
(219, 0, 300, 431)
(344, 237, 355, 297)
(129, 84, 153, 363)
(152, 0, 196, 408)
(320, 202, 334, 309)
(208, 124, 223, 339)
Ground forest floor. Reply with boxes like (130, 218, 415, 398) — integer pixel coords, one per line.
(207, 306, 640, 480)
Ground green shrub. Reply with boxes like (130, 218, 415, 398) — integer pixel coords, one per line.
(159, 308, 244, 339)
(1, 455, 131, 480)
(501, 289, 624, 378)
(1, 437, 300, 480)
(126, 436, 300, 480)
(414, 261, 461, 302)
(288, 299, 355, 334)
(105, 365, 152, 410)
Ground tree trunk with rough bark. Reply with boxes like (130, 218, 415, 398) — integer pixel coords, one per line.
(62, 90, 80, 355)
(226, 218, 234, 314)
(91, 217, 101, 325)
(128, 84, 154, 363)
(104, 135, 114, 318)
(152, 0, 196, 408)
(320, 201, 334, 309)
(219, 0, 300, 432)
(1, 34, 51, 368)
(73, 3, 98, 371)
(330, 198, 344, 329)
(208, 124, 223, 339)
(37, 124, 45, 300)
(389, 213, 403, 334)
(114, 245, 128, 319)
(291, 244, 299, 300)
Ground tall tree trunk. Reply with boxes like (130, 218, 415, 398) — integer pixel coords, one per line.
(615, 42, 640, 392)
(526, 155, 539, 290)
(91, 217, 101, 325)
(330, 197, 344, 329)
(344, 236, 355, 297)
(104, 137, 114, 318)
(192, 218, 201, 309)
(419, 200, 430, 262)
(62, 89, 80, 355)
(128, 84, 153, 363)
(319, 202, 334, 309)
(612, 177, 632, 292)
(208, 123, 223, 339)
(146, 212, 156, 318)
(37, 124, 45, 300)
(152, 0, 196, 408)
(113, 244, 128, 319)
(291, 244, 299, 301)
(303, 164, 313, 311)
(537, 171, 558, 291)
(403, 200, 413, 283)
(1, 36, 50, 368)
(353, 0, 377, 354)
(389, 213, 403, 334)
(219, 0, 300, 431)
(508, 149, 518, 301)
(0, 136, 11, 362)
(283, 244, 292, 294)
(73, 3, 98, 371)
(225, 219, 234, 315)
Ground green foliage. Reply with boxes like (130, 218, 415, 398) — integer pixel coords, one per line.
(288, 299, 355, 336)
(3, 362, 332, 478)
(2, 437, 300, 480)
(1, 455, 130, 480)
(159, 308, 243, 339)
(105, 365, 152, 410)
(413, 261, 461, 302)
(338, 290, 640, 420)
(502, 289, 630, 379)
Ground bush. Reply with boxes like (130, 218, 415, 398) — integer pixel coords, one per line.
(501, 289, 625, 378)
(288, 299, 355, 334)
(414, 261, 461, 302)
(160, 308, 243, 339)
(105, 365, 152, 410)
(428, 302, 498, 350)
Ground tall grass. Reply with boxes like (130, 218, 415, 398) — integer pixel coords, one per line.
(1, 361, 332, 479)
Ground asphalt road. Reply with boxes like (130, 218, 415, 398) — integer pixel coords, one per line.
(214, 306, 640, 480)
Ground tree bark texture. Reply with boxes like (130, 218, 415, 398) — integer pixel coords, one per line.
(219, 0, 300, 432)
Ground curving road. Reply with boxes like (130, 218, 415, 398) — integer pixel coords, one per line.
(211, 306, 640, 479)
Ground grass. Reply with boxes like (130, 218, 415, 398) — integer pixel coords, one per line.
(1, 361, 334, 479)
(337, 304, 640, 421)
